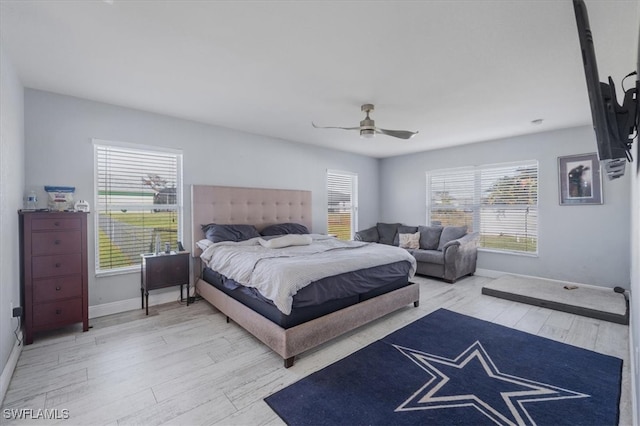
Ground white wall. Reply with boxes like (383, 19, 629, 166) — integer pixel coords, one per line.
(380, 126, 631, 288)
(23, 89, 380, 307)
(631, 136, 640, 426)
(0, 47, 25, 400)
(629, 4, 640, 423)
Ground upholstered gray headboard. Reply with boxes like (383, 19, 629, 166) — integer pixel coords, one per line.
(191, 185, 312, 255)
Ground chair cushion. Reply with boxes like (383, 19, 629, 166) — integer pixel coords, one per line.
(418, 225, 444, 250)
(437, 226, 468, 251)
(398, 232, 420, 249)
(393, 225, 418, 246)
(411, 249, 445, 265)
(355, 226, 379, 243)
(376, 222, 401, 245)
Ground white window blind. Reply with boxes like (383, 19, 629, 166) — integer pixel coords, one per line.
(428, 168, 476, 230)
(94, 140, 183, 274)
(327, 170, 358, 240)
(427, 161, 538, 254)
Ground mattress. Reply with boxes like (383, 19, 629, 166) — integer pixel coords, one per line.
(199, 235, 416, 315)
(202, 261, 411, 329)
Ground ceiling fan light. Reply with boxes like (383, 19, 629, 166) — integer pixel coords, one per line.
(360, 129, 375, 139)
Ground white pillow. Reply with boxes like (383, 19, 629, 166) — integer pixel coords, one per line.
(399, 232, 420, 249)
(259, 234, 313, 249)
(196, 239, 213, 251)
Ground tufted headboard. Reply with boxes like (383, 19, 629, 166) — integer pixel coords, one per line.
(190, 185, 312, 255)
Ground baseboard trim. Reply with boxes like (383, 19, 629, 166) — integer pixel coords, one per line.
(0, 330, 23, 406)
(474, 268, 504, 279)
(89, 288, 183, 319)
(474, 268, 621, 293)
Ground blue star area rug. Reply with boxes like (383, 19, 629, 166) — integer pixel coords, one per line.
(264, 309, 623, 425)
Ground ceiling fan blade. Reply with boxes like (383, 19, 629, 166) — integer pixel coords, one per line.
(376, 128, 419, 139)
(312, 122, 360, 131)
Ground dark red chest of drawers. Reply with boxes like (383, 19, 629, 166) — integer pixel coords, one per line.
(19, 211, 89, 344)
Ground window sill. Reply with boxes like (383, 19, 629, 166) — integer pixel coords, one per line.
(95, 267, 139, 278)
(478, 248, 539, 258)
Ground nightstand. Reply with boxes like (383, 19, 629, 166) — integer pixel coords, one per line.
(140, 251, 190, 315)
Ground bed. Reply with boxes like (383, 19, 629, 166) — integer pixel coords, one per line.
(191, 184, 420, 367)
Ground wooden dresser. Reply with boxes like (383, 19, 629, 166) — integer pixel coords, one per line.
(19, 211, 89, 344)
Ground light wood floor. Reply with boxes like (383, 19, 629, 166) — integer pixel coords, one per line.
(1, 275, 632, 425)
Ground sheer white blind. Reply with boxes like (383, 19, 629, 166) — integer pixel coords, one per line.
(327, 170, 358, 240)
(427, 161, 538, 254)
(94, 141, 183, 274)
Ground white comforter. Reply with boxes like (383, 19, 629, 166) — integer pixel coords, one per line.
(200, 234, 416, 315)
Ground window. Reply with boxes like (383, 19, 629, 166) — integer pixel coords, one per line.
(327, 170, 358, 240)
(426, 160, 538, 254)
(94, 140, 183, 275)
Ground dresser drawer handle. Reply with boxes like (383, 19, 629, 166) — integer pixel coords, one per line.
(54, 221, 60, 227)
(55, 309, 61, 315)
(54, 239, 61, 245)
(55, 263, 61, 268)
(55, 286, 61, 291)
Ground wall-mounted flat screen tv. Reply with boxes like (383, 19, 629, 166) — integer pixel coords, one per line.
(573, 0, 638, 180)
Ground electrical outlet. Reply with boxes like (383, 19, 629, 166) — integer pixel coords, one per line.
(12, 306, 23, 318)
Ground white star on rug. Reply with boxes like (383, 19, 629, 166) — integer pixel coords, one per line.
(394, 341, 589, 425)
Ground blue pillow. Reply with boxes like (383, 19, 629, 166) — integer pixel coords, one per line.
(201, 223, 260, 243)
(261, 223, 310, 236)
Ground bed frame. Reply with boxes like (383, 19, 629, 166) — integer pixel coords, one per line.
(191, 184, 420, 367)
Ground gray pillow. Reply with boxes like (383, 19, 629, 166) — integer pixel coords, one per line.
(201, 223, 260, 243)
(260, 222, 309, 236)
(376, 222, 401, 245)
(355, 226, 379, 242)
(418, 225, 444, 250)
(437, 225, 468, 251)
(393, 225, 418, 246)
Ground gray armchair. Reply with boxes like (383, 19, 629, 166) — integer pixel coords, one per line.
(355, 223, 479, 283)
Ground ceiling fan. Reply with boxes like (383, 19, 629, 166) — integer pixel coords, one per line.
(312, 104, 419, 140)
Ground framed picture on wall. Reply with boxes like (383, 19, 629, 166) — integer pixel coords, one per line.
(558, 153, 603, 205)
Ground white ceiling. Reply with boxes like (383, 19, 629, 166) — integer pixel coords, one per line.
(1, 0, 638, 158)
